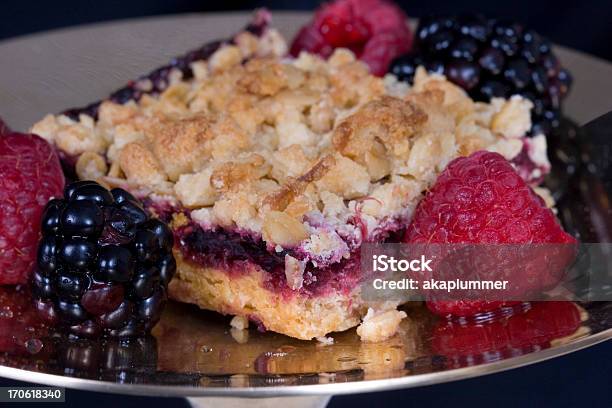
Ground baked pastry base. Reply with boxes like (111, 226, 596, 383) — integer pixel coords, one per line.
(169, 252, 366, 340)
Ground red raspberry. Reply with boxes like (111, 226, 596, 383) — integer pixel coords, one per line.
(290, 0, 413, 76)
(361, 29, 412, 79)
(0, 133, 65, 285)
(291, 25, 335, 59)
(0, 286, 48, 354)
(431, 302, 582, 368)
(404, 151, 576, 317)
(316, 2, 371, 47)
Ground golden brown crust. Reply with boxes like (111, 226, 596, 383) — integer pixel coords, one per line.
(147, 115, 213, 181)
(332, 96, 427, 165)
(169, 252, 365, 340)
(210, 153, 270, 193)
(118, 141, 167, 187)
(263, 154, 335, 212)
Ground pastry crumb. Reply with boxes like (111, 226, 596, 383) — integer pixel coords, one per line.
(534, 186, 556, 210)
(356, 308, 407, 343)
(316, 336, 334, 345)
(230, 315, 249, 330)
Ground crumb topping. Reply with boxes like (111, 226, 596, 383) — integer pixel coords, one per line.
(32, 33, 537, 265)
(356, 308, 407, 342)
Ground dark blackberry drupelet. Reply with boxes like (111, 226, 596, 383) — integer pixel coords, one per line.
(32, 181, 176, 338)
(389, 15, 572, 135)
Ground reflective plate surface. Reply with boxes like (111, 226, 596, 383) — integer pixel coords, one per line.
(0, 12, 610, 398)
(0, 300, 610, 397)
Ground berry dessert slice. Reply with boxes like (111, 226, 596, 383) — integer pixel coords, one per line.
(389, 15, 572, 138)
(32, 15, 546, 341)
(33, 181, 175, 338)
(290, 0, 413, 75)
(0, 132, 64, 285)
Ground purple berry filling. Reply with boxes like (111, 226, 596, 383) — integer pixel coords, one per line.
(140, 194, 406, 300)
(178, 224, 287, 275)
(511, 141, 549, 184)
(175, 222, 365, 299)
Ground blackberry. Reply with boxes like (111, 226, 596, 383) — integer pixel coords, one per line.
(33, 181, 176, 338)
(389, 15, 572, 135)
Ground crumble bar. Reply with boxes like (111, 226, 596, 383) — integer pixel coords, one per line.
(31, 24, 548, 341)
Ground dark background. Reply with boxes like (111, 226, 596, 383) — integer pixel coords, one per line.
(1, 0, 612, 61)
(1, 1, 611, 407)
